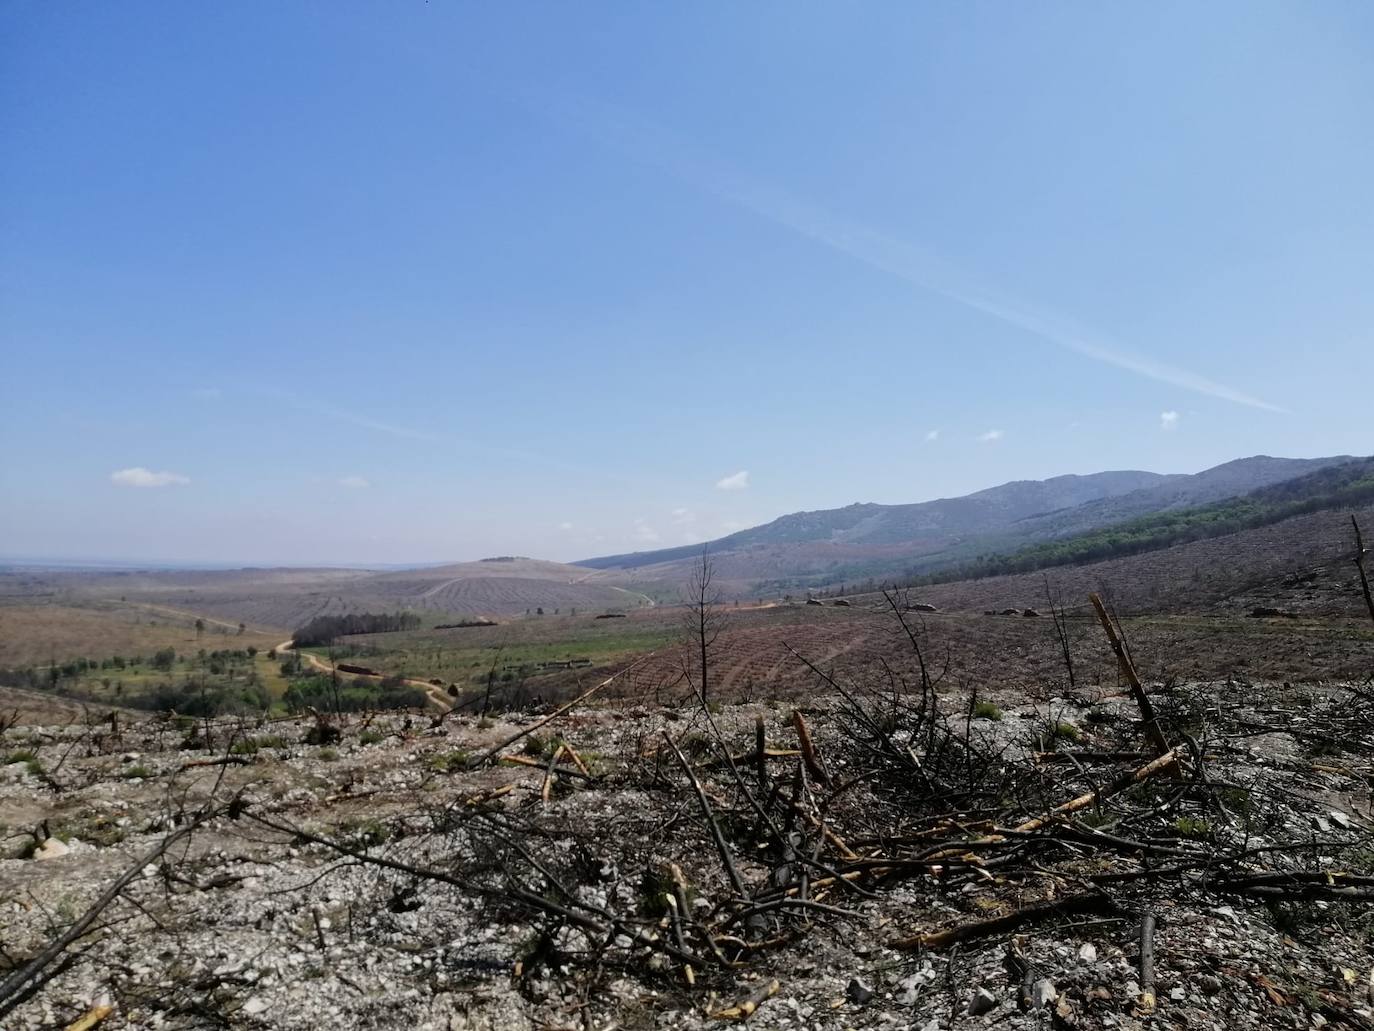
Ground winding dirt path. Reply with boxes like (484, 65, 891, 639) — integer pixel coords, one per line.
(274, 640, 452, 711)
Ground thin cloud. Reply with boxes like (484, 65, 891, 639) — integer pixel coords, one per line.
(1160, 410, 1180, 431)
(260, 388, 658, 488)
(925, 429, 939, 442)
(111, 467, 190, 488)
(978, 429, 1004, 443)
(558, 521, 574, 531)
(532, 92, 1283, 413)
(338, 475, 370, 489)
(716, 470, 750, 491)
(634, 520, 661, 544)
(671, 507, 695, 524)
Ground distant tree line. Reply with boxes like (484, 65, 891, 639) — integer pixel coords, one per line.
(291, 612, 422, 647)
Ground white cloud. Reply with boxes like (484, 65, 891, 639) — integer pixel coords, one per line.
(716, 470, 750, 491)
(634, 520, 661, 544)
(924, 429, 939, 442)
(558, 521, 574, 531)
(977, 429, 1004, 443)
(110, 467, 190, 488)
(721, 519, 750, 533)
(683, 528, 703, 544)
(670, 507, 695, 524)
(1160, 410, 1180, 431)
(338, 475, 370, 489)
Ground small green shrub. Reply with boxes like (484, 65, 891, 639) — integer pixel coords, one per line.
(1053, 722, 1081, 742)
(638, 866, 695, 918)
(317, 747, 339, 762)
(359, 730, 384, 746)
(428, 750, 471, 773)
(5, 749, 38, 765)
(973, 701, 1003, 721)
(1173, 816, 1212, 840)
(123, 765, 152, 780)
(680, 732, 712, 759)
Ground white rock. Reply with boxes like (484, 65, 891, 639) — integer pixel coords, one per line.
(1032, 979, 1057, 1008)
(967, 987, 998, 1015)
(242, 997, 268, 1016)
(34, 838, 68, 861)
(1078, 943, 1098, 964)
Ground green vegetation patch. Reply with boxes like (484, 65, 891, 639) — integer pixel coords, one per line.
(972, 701, 1003, 721)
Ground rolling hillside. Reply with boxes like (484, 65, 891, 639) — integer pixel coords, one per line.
(0, 558, 648, 634)
(579, 455, 1358, 593)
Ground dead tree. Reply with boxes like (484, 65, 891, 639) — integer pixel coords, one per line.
(1044, 573, 1076, 690)
(682, 546, 726, 707)
(1354, 515, 1374, 629)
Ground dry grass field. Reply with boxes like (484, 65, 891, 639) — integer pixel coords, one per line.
(0, 602, 281, 668)
(0, 559, 651, 632)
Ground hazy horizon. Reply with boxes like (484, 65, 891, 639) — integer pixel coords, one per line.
(4, 5, 1372, 564)
(0, 449, 1359, 569)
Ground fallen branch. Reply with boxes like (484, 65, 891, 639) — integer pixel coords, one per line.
(664, 731, 747, 897)
(467, 654, 654, 769)
(791, 710, 831, 785)
(0, 807, 223, 1020)
(892, 891, 1116, 950)
(711, 978, 780, 1021)
(1136, 912, 1157, 1015)
(1089, 592, 1171, 758)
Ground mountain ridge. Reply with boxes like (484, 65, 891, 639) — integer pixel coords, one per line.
(579, 455, 1358, 589)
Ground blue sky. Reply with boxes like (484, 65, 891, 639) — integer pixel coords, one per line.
(2, 2, 1371, 565)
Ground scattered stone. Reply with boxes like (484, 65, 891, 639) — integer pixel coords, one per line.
(1078, 943, 1098, 964)
(966, 986, 997, 1015)
(1031, 979, 1057, 1009)
(33, 837, 68, 861)
(846, 977, 875, 1005)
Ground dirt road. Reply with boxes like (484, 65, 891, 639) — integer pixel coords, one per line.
(274, 640, 452, 711)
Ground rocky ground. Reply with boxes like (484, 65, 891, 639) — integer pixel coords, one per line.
(2, 672, 1372, 1030)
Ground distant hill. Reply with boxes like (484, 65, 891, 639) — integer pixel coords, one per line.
(918, 455, 1374, 584)
(579, 455, 1358, 592)
(2, 558, 650, 632)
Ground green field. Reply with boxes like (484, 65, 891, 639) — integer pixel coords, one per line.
(310, 611, 681, 688)
(0, 643, 296, 714)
